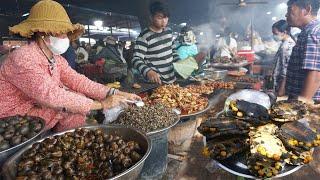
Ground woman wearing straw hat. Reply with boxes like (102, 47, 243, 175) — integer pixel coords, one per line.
(0, 0, 140, 131)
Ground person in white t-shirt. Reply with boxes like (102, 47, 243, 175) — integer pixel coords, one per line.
(215, 27, 238, 58)
(71, 40, 88, 64)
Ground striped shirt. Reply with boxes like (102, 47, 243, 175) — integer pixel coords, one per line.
(132, 27, 180, 83)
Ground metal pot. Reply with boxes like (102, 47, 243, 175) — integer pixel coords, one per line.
(203, 68, 228, 80)
(139, 116, 180, 179)
(0, 116, 46, 167)
(2, 125, 152, 180)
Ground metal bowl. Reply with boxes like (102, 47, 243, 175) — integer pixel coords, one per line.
(2, 125, 152, 180)
(203, 68, 228, 80)
(0, 116, 46, 167)
(216, 151, 303, 179)
(147, 113, 180, 136)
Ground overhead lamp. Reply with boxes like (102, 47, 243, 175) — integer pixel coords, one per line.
(94, 20, 103, 28)
(180, 23, 187, 26)
(266, 12, 271, 15)
(272, 17, 277, 21)
(200, 32, 204, 36)
(22, 13, 29, 17)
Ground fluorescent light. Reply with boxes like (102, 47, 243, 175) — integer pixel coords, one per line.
(22, 13, 29, 17)
(200, 32, 204, 36)
(278, 2, 287, 9)
(272, 17, 277, 21)
(266, 12, 271, 15)
(180, 23, 187, 26)
(94, 20, 103, 28)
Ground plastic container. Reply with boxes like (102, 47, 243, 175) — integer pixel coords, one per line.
(237, 50, 255, 62)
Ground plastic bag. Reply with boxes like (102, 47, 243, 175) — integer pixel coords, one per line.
(103, 105, 124, 124)
(173, 57, 198, 79)
(224, 89, 271, 113)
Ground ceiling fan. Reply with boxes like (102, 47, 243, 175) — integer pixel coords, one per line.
(219, 0, 268, 7)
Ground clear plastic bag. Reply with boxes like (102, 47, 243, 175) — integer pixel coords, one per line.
(224, 89, 271, 113)
(103, 105, 124, 124)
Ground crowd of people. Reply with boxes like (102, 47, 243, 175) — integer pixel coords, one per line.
(1, 0, 320, 133)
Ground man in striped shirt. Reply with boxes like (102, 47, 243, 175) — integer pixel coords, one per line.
(132, 1, 180, 84)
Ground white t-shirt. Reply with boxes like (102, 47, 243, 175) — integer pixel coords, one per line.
(75, 47, 88, 63)
(216, 37, 237, 58)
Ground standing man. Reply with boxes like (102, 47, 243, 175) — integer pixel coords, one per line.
(285, 0, 320, 103)
(132, 1, 180, 84)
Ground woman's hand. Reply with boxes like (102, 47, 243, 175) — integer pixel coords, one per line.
(101, 95, 128, 109)
(118, 91, 142, 101)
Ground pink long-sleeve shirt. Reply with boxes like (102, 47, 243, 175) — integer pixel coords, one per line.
(0, 42, 109, 129)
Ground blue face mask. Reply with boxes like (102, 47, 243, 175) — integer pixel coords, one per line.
(273, 35, 282, 42)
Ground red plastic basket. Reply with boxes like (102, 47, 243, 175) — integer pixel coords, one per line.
(237, 50, 255, 62)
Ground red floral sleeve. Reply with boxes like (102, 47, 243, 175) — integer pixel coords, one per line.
(58, 57, 110, 101)
(3, 52, 93, 114)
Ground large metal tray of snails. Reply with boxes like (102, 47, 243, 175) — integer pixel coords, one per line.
(2, 125, 152, 180)
(198, 99, 320, 179)
(113, 103, 180, 135)
(0, 115, 45, 166)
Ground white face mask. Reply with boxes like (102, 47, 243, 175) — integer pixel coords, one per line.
(273, 34, 283, 42)
(46, 36, 70, 55)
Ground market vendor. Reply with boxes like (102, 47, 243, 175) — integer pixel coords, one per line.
(0, 0, 140, 132)
(172, 26, 207, 79)
(132, 1, 180, 85)
(72, 40, 89, 65)
(94, 36, 127, 64)
(285, 0, 320, 103)
(272, 20, 296, 97)
(176, 26, 199, 60)
(215, 27, 238, 58)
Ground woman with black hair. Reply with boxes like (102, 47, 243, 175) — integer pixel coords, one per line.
(272, 20, 296, 96)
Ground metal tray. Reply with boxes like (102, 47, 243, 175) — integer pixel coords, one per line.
(210, 112, 303, 179)
(180, 102, 212, 119)
(0, 116, 46, 167)
(209, 61, 250, 69)
(120, 82, 159, 94)
(2, 125, 152, 180)
(147, 115, 180, 136)
(216, 151, 303, 179)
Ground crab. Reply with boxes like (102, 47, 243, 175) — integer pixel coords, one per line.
(203, 136, 250, 160)
(199, 116, 251, 160)
(276, 121, 319, 165)
(277, 121, 320, 153)
(247, 154, 285, 178)
(227, 100, 271, 126)
(271, 100, 309, 122)
(198, 116, 251, 140)
(284, 150, 314, 165)
(247, 124, 288, 178)
(249, 124, 288, 162)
